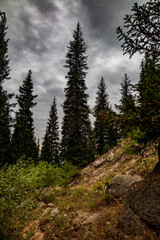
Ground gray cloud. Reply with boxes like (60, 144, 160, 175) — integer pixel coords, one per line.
(2, 0, 148, 142)
(28, 0, 58, 15)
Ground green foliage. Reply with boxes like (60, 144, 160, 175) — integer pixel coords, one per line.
(104, 193, 113, 204)
(11, 70, 38, 162)
(41, 97, 60, 164)
(61, 22, 94, 167)
(0, 11, 13, 166)
(115, 74, 136, 116)
(0, 157, 79, 239)
(122, 129, 145, 155)
(136, 55, 160, 144)
(129, 128, 146, 144)
(115, 74, 136, 137)
(117, 0, 160, 58)
(94, 77, 117, 155)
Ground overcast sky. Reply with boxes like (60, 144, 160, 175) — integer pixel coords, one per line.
(1, 0, 147, 143)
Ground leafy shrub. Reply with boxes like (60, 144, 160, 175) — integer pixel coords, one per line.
(0, 157, 79, 239)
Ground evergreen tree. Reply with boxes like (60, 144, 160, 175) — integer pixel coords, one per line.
(117, 0, 160, 58)
(115, 74, 136, 136)
(0, 87, 12, 165)
(0, 11, 12, 166)
(136, 54, 160, 144)
(0, 11, 10, 86)
(115, 74, 136, 115)
(41, 97, 60, 164)
(61, 22, 94, 167)
(12, 70, 38, 162)
(94, 77, 117, 155)
(117, 0, 160, 171)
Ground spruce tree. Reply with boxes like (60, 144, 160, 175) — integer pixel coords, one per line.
(115, 74, 136, 115)
(61, 22, 94, 167)
(12, 70, 38, 162)
(136, 54, 160, 143)
(0, 11, 12, 166)
(116, 0, 160, 171)
(115, 74, 136, 136)
(94, 77, 110, 154)
(0, 11, 10, 86)
(94, 77, 119, 155)
(41, 97, 60, 164)
(117, 0, 160, 58)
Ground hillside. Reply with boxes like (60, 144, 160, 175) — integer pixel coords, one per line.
(20, 138, 159, 240)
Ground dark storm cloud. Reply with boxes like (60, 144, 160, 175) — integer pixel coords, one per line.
(80, 0, 147, 50)
(28, 0, 59, 15)
(2, 0, 148, 143)
(80, 0, 126, 47)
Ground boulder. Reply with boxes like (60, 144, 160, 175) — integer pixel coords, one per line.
(118, 176, 160, 236)
(107, 152, 114, 162)
(106, 175, 142, 199)
(93, 157, 105, 167)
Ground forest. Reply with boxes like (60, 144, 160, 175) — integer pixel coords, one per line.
(0, 0, 159, 239)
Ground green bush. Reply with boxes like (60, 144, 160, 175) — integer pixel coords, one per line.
(0, 157, 79, 239)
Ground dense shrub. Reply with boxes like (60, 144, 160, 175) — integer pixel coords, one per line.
(0, 157, 79, 239)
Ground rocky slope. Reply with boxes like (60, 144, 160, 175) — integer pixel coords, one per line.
(23, 138, 159, 240)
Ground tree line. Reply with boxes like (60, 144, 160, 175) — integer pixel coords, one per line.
(0, 0, 160, 170)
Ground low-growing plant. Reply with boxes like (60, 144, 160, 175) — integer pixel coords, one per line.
(104, 193, 113, 204)
(0, 157, 79, 239)
(40, 192, 55, 204)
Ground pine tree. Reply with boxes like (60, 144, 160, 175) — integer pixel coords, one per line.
(94, 77, 119, 154)
(117, 0, 160, 58)
(116, 0, 160, 171)
(12, 70, 38, 162)
(115, 74, 136, 136)
(0, 11, 10, 86)
(61, 22, 94, 167)
(136, 54, 160, 141)
(41, 97, 60, 164)
(115, 74, 136, 115)
(135, 54, 160, 171)
(0, 11, 12, 166)
(94, 77, 110, 154)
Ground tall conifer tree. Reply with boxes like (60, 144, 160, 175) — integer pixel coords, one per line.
(61, 22, 94, 167)
(115, 74, 136, 115)
(94, 77, 119, 154)
(136, 54, 160, 144)
(41, 97, 60, 164)
(0, 11, 12, 165)
(115, 74, 136, 136)
(12, 70, 38, 162)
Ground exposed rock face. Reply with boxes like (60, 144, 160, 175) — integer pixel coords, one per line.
(106, 175, 142, 199)
(118, 176, 160, 236)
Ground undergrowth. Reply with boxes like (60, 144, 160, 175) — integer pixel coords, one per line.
(0, 156, 79, 239)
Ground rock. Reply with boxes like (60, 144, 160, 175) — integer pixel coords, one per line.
(93, 157, 105, 167)
(50, 208, 60, 219)
(118, 176, 160, 236)
(37, 202, 46, 209)
(48, 203, 54, 207)
(106, 175, 142, 199)
(107, 152, 114, 162)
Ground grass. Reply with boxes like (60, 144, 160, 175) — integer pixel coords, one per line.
(0, 138, 159, 239)
(0, 157, 79, 239)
